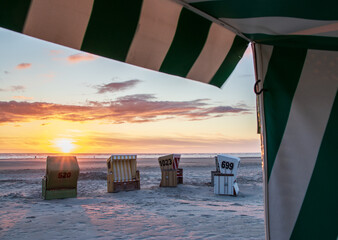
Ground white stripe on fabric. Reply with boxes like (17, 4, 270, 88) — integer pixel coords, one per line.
(126, 0, 182, 70)
(186, 23, 236, 83)
(258, 45, 274, 84)
(113, 160, 118, 182)
(23, 0, 94, 49)
(291, 22, 338, 36)
(127, 161, 132, 181)
(220, 17, 338, 37)
(254, 43, 273, 240)
(268, 49, 338, 240)
(120, 160, 124, 182)
(121, 160, 125, 181)
(123, 160, 127, 181)
(117, 160, 122, 182)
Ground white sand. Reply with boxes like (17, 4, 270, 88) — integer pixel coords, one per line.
(0, 157, 264, 239)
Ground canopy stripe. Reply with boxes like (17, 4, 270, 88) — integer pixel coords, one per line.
(291, 96, 338, 239)
(190, 0, 338, 20)
(0, 0, 248, 87)
(257, 45, 338, 239)
(263, 47, 307, 179)
(159, 8, 212, 77)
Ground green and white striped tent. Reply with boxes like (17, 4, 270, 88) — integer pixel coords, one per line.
(1, 1, 337, 239)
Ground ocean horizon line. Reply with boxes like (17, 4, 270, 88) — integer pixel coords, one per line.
(0, 152, 261, 160)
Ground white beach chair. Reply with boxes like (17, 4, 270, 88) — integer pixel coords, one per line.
(213, 154, 240, 196)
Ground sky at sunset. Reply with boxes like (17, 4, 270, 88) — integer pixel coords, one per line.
(0, 27, 260, 154)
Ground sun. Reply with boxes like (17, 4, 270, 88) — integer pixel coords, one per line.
(54, 138, 76, 153)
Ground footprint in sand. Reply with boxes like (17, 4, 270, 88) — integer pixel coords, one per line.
(231, 203, 242, 206)
(222, 209, 236, 212)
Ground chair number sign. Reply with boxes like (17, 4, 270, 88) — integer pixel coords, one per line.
(58, 172, 72, 178)
(160, 159, 172, 166)
(221, 161, 234, 170)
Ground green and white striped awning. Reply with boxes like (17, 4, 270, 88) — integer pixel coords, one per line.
(1, 1, 337, 239)
(255, 44, 338, 240)
(0, 0, 248, 87)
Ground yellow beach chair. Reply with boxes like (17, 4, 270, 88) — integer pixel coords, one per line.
(158, 154, 183, 187)
(106, 155, 140, 193)
(42, 156, 80, 200)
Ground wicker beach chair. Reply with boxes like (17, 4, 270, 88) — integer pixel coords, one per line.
(42, 156, 80, 200)
(106, 155, 140, 193)
(158, 154, 183, 187)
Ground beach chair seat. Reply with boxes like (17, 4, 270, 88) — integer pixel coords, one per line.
(107, 155, 140, 193)
(213, 154, 240, 196)
(42, 156, 80, 200)
(158, 154, 182, 187)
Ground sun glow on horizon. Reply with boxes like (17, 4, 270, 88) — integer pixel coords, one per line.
(54, 138, 76, 153)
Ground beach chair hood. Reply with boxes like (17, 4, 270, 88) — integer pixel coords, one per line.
(46, 156, 80, 190)
(1, 1, 337, 239)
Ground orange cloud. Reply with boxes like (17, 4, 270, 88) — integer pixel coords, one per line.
(0, 96, 252, 124)
(50, 50, 63, 55)
(16, 63, 32, 69)
(12, 96, 34, 100)
(67, 53, 97, 63)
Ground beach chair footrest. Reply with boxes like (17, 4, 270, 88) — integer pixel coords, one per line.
(108, 180, 140, 193)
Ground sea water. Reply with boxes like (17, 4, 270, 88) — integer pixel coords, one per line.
(0, 152, 260, 170)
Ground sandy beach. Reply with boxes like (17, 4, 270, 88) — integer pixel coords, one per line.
(0, 156, 264, 239)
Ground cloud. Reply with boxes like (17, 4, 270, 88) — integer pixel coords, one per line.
(11, 85, 25, 92)
(0, 96, 252, 124)
(0, 86, 26, 92)
(12, 96, 34, 100)
(96, 79, 141, 93)
(72, 133, 260, 153)
(50, 50, 63, 55)
(67, 53, 97, 63)
(16, 63, 32, 69)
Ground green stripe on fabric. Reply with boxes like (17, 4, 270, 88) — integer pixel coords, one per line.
(244, 34, 338, 51)
(209, 36, 248, 87)
(81, 0, 143, 62)
(191, 1, 338, 20)
(291, 92, 338, 240)
(159, 8, 211, 77)
(0, 0, 31, 33)
(263, 47, 307, 180)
